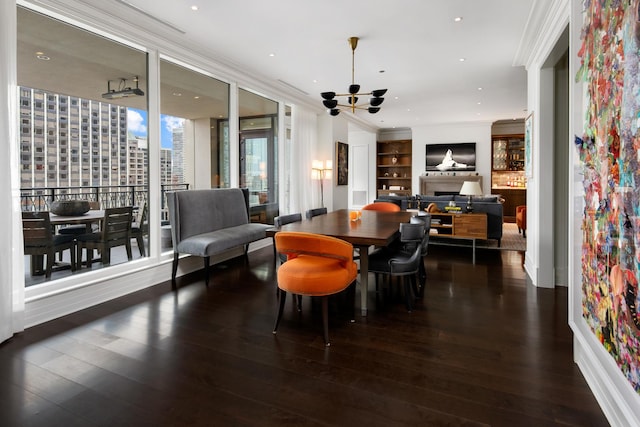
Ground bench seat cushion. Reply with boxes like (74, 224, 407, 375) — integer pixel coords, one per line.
(177, 223, 270, 257)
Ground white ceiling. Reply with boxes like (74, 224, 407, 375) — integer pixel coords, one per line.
(19, 0, 535, 129)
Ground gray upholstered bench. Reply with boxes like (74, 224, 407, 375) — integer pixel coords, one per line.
(166, 188, 270, 289)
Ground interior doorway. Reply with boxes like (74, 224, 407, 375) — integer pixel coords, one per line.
(539, 26, 570, 287)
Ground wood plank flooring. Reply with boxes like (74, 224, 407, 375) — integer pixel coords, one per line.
(1, 245, 610, 426)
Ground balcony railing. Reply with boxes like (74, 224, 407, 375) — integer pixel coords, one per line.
(20, 184, 190, 222)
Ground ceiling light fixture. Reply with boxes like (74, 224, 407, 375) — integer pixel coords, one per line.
(102, 76, 144, 99)
(320, 36, 387, 116)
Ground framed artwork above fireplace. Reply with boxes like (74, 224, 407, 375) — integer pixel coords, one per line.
(425, 142, 476, 172)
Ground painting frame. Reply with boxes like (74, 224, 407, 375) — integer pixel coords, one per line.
(524, 112, 533, 178)
(425, 142, 476, 172)
(336, 141, 348, 186)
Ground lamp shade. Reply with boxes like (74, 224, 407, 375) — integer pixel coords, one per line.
(459, 181, 482, 196)
(323, 99, 338, 109)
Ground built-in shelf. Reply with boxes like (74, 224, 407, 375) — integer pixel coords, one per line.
(376, 139, 412, 197)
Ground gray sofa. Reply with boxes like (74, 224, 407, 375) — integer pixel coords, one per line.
(166, 188, 271, 289)
(418, 194, 503, 245)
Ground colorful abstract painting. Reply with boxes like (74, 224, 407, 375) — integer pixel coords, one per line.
(576, 0, 640, 392)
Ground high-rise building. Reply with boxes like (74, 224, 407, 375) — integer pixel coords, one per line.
(19, 87, 145, 194)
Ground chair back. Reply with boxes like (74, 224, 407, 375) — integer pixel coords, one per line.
(22, 211, 52, 248)
(275, 231, 354, 263)
(133, 203, 148, 233)
(410, 214, 431, 255)
(102, 207, 133, 244)
(274, 213, 302, 228)
(362, 202, 401, 212)
(305, 207, 328, 220)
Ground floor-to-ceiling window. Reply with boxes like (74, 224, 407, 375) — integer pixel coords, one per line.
(159, 58, 229, 249)
(238, 89, 279, 223)
(18, 7, 149, 285)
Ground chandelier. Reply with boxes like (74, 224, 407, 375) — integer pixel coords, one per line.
(321, 37, 387, 116)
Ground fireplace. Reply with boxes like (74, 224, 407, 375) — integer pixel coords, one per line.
(419, 175, 483, 196)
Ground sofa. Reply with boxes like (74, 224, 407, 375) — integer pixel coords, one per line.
(166, 188, 271, 289)
(373, 195, 414, 210)
(418, 194, 503, 245)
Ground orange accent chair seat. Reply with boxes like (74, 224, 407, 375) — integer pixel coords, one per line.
(516, 205, 527, 238)
(273, 231, 358, 346)
(362, 201, 401, 212)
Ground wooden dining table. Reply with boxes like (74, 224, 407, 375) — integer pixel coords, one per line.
(50, 209, 105, 232)
(267, 208, 414, 316)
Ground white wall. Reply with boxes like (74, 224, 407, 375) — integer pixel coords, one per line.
(411, 123, 492, 194)
(348, 129, 376, 207)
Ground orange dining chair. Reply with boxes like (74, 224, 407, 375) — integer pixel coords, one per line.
(362, 201, 401, 212)
(273, 231, 358, 346)
(516, 205, 527, 238)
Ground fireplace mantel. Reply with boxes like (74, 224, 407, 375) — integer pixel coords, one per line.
(419, 174, 483, 196)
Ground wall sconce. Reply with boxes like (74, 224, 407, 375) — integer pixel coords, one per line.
(312, 160, 333, 207)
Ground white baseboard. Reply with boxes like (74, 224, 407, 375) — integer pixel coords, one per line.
(573, 326, 640, 427)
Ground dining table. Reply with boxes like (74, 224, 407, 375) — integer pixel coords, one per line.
(50, 209, 105, 232)
(267, 208, 414, 316)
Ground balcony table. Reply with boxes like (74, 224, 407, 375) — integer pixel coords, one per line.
(266, 208, 413, 316)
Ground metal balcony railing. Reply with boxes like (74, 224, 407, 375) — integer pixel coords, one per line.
(20, 183, 190, 222)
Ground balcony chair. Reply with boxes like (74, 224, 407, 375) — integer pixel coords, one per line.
(273, 231, 358, 346)
(368, 221, 425, 312)
(76, 206, 133, 269)
(362, 201, 401, 212)
(305, 207, 327, 220)
(516, 205, 527, 238)
(23, 211, 76, 278)
(130, 203, 148, 257)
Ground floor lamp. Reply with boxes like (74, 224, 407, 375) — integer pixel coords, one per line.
(312, 160, 332, 207)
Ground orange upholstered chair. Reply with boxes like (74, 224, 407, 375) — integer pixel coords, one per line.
(516, 205, 527, 238)
(273, 231, 358, 346)
(362, 201, 401, 212)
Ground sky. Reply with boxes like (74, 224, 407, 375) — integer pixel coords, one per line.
(127, 108, 184, 149)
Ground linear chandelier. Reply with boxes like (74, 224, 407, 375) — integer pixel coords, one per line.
(321, 37, 387, 116)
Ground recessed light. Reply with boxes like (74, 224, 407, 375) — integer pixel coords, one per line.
(269, 53, 275, 57)
(312, 79, 318, 83)
(394, 96, 399, 100)
(477, 102, 482, 105)
(194, 96, 200, 99)
(454, 16, 463, 22)
(191, 5, 198, 11)
(172, 92, 182, 96)
(36, 55, 50, 61)
(459, 58, 466, 62)
(477, 87, 483, 91)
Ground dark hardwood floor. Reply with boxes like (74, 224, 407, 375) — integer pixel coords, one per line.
(1, 245, 610, 426)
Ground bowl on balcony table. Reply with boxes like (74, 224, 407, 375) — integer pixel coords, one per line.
(50, 200, 91, 216)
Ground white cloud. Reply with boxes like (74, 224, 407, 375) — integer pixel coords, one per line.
(127, 109, 147, 134)
(163, 115, 185, 133)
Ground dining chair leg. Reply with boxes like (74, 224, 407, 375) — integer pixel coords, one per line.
(136, 235, 145, 257)
(273, 290, 287, 334)
(321, 296, 330, 346)
(404, 276, 414, 313)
